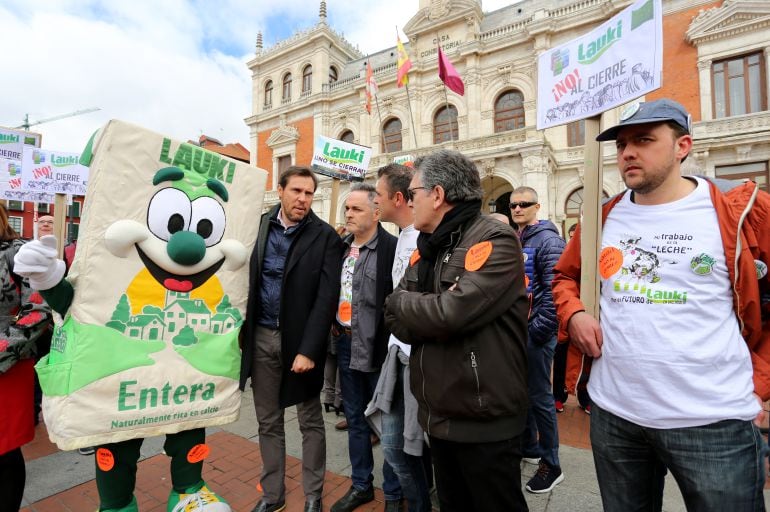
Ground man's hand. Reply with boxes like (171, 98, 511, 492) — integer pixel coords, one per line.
(13, 235, 66, 290)
(291, 354, 315, 373)
(567, 311, 603, 358)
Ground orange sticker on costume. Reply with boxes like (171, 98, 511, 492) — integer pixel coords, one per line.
(187, 444, 210, 464)
(96, 448, 115, 471)
(464, 241, 493, 271)
(410, 249, 421, 266)
(338, 301, 352, 323)
(599, 247, 623, 279)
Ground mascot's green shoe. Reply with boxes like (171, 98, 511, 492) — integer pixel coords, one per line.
(167, 482, 231, 512)
(102, 496, 138, 512)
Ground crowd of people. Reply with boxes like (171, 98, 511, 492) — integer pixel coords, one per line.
(3, 98, 770, 512)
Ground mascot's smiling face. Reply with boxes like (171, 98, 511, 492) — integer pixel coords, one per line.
(105, 166, 247, 292)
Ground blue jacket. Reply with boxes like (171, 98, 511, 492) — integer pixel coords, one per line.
(520, 220, 565, 344)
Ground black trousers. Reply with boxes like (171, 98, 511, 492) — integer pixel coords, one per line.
(0, 448, 25, 512)
(429, 434, 528, 512)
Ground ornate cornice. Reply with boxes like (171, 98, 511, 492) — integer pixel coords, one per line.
(686, 0, 770, 45)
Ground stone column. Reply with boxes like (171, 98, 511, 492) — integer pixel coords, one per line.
(520, 149, 554, 220)
(697, 59, 713, 120)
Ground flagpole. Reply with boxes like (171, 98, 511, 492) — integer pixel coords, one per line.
(396, 27, 419, 149)
(374, 94, 388, 152)
(436, 39, 457, 143)
(404, 84, 418, 149)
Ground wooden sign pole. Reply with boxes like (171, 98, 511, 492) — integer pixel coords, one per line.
(580, 115, 602, 319)
(328, 178, 341, 227)
(53, 193, 67, 258)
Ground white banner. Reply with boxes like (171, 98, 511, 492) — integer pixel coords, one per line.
(536, 0, 662, 130)
(0, 157, 55, 203)
(311, 135, 372, 182)
(0, 126, 41, 161)
(21, 147, 89, 195)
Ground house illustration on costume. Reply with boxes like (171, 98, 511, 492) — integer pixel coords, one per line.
(107, 288, 242, 342)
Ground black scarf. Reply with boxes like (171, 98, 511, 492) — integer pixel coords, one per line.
(416, 200, 481, 292)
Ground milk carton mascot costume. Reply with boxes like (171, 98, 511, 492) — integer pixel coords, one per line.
(14, 121, 267, 512)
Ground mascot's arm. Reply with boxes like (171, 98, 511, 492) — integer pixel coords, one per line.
(40, 280, 74, 317)
(14, 235, 71, 316)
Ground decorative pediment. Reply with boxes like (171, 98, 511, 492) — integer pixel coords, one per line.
(404, 0, 482, 39)
(266, 125, 300, 148)
(686, 0, 770, 45)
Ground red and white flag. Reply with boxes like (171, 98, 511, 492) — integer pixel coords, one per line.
(365, 60, 378, 115)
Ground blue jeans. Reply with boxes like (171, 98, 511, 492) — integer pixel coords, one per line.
(591, 403, 768, 512)
(380, 362, 432, 512)
(337, 333, 401, 500)
(521, 335, 560, 468)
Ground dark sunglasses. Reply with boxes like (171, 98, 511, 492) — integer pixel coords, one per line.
(509, 201, 538, 209)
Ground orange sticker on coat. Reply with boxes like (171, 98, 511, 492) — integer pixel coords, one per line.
(465, 241, 493, 271)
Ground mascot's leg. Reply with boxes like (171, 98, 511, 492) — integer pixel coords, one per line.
(95, 439, 143, 512)
(165, 428, 230, 512)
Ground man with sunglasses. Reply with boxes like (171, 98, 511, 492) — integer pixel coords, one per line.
(510, 187, 566, 494)
(552, 99, 770, 510)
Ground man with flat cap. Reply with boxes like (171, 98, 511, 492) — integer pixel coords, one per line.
(552, 98, 770, 510)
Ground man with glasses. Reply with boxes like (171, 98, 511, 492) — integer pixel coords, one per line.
(510, 186, 565, 493)
(385, 150, 530, 511)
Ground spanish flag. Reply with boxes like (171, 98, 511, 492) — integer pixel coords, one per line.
(396, 36, 412, 88)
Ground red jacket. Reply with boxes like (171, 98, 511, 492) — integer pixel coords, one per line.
(552, 179, 770, 400)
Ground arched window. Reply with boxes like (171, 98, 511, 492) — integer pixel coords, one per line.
(329, 66, 338, 83)
(382, 118, 402, 153)
(564, 186, 609, 236)
(302, 65, 312, 94)
(433, 105, 459, 144)
(264, 80, 273, 108)
(494, 90, 525, 132)
(340, 130, 354, 143)
(282, 73, 292, 102)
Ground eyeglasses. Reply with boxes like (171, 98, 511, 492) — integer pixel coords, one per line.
(509, 201, 538, 209)
(408, 186, 428, 196)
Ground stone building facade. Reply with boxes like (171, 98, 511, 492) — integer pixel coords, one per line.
(246, 0, 769, 234)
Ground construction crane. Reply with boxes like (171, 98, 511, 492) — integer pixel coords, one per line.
(14, 107, 101, 131)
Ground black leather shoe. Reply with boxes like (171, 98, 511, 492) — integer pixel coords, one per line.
(330, 485, 374, 512)
(251, 499, 286, 512)
(304, 497, 322, 512)
(384, 499, 404, 512)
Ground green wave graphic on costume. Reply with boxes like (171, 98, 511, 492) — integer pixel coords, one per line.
(37, 317, 164, 397)
(172, 327, 242, 380)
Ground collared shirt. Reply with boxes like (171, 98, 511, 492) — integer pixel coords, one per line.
(257, 209, 307, 328)
(338, 231, 379, 372)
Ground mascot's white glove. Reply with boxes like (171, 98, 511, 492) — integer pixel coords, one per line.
(13, 235, 66, 290)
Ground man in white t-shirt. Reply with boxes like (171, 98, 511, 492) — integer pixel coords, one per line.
(367, 163, 431, 512)
(553, 98, 770, 510)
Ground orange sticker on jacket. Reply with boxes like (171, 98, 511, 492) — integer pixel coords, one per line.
(599, 247, 623, 279)
(524, 275, 530, 289)
(410, 249, 421, 266)
(187, 444, 210, 464)
(338, 301, 352, 323)
(465, 241, 493, 271)
(96, 448, 114, 472)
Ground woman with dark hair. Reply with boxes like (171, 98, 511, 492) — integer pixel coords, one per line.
(0, 205, 50, 511)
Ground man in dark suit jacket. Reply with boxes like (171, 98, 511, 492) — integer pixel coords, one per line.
(240, 166, 343, 512)
(331, 183, 401, 512)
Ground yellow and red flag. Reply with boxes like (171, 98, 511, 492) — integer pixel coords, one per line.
(396, 36, 412, 88)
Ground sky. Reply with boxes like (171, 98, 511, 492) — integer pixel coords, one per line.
(0, 0, 515, 154)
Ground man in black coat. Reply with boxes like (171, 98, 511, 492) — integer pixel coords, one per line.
(240, 166, 343, 512)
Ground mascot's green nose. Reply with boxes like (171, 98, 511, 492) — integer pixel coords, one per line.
(167, 231, 206, 265)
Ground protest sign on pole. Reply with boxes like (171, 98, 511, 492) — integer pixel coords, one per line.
(0, 157, 56, 204)
(536, 0, 662, 130)
(310, 135, 372, 226)
(536, 0, 662, 318)
(21, 147, 89, 195)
